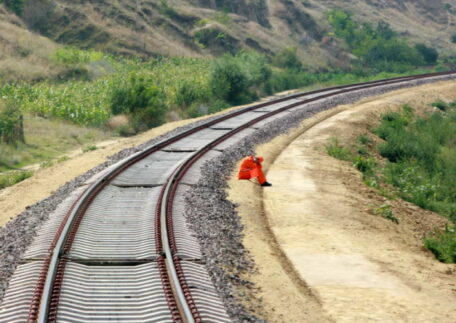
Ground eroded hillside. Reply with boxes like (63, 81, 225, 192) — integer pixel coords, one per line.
(1, 0, 455, 75)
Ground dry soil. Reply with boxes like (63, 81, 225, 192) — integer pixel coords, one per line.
(228, 80, 456, 322)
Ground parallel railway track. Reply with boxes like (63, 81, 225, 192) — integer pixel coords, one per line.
(1, 71, 455, 322)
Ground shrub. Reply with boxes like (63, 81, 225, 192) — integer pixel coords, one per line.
(451, 34, 456, 44)
(208, 54, 249, 104)
(414, 43, 439, 65)
(272, 47, 303, 71)
(353, 155, 376, 175)
(110, 74, 166, 132)
(0, 170, 33, 189)
(424, 226, 456, 263)
(0, 100, 24, 145)
(158, 0, 178, 18)
(357, 134, 373, 145)
(372, 204, 399, 224)
(325, 138, 353, 161)
(432, 100, 448, 111)
(1, 0, 25, 15)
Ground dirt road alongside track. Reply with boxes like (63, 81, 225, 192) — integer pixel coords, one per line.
(229, 80, 456, 322)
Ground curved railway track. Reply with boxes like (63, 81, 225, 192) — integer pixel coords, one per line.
(1, 71, 455, 322)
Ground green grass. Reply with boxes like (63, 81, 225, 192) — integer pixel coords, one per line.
(0, 114, 112, 171)
(0, 170, 33, 190)
(424, 226, 456, 263)
(326, 102, 456, 263)
(372, 204, 399, 224)
(325, 138, 353, 161)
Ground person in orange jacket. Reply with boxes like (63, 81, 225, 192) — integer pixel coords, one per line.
(238, 155, 272, 187)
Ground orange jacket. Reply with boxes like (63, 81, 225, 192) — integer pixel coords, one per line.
(238, 156, 267, 184)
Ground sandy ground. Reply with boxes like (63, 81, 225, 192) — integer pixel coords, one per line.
(228, 80, 456, 322)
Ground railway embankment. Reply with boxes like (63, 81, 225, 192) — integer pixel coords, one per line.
(229, 80, 456, 321)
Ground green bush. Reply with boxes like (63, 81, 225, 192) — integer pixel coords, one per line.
(432, 100, 448, 111)
(272, 47, 303, 71)
(357, 134, 373, 145)
(325, 138, 353, 161)
(372, 204, 399, 224)
(0, 100, 24, 145)
(1, 0, 25, 15)
(353, 155, 376, 175)
(424, 226, 456, 263)
(376, 106, 456, 223)
(451, 33, 456, 43)
(327, 10, 430, 71)
(414, 43, 439, 65)
(110, 74, 166, 132)
(0, 170, 33, 189)
(208, 54, 249, 104)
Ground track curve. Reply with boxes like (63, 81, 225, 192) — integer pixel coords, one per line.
(0, 71, 455, 322)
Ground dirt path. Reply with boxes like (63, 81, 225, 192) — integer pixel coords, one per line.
(228, 80, 456, 322)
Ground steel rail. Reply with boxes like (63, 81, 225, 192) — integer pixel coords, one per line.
(26, 70, 456, 322)
(153, 70, 456, 322)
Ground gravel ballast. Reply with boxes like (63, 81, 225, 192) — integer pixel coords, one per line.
(0, 75, 455, 321)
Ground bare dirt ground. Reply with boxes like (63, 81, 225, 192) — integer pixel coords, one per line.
(228, 81, 456, 322)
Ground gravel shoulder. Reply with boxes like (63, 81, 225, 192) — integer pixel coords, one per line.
(229, 81, 456, 322)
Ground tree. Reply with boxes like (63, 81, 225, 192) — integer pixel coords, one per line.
(0, 0, 25, 16)
(0, 100, 25, 145)
(415, 43, 439, 65)
(272, 47, 303, 71)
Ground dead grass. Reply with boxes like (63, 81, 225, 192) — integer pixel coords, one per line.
(0, 7, 61, 81)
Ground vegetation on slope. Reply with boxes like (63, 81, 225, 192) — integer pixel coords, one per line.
(327, 10, 440, 72)
(326, 103, 456, 263)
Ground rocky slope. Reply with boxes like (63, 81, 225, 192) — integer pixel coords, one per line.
(0, 0, 455, 76)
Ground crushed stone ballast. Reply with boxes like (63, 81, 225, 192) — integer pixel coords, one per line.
(0, 71, 455, 322)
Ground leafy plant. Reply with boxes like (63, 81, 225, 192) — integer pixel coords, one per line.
(0, 170, 33, 189)
(0, 0, 25, 15)
(424, 226, 456, 263)
(325, 138, 353, 161)
(432, 100, 448, 111)
(272, 47, 303, 71)
(83, 144, 97, 152)
(0, 100, 24, 145)
(372, 204, 399, 224)
(110, 74, 167, 132)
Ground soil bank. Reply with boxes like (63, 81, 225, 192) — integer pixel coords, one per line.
(228, 80, 456, 322)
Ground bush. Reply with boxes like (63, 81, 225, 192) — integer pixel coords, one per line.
(353, 155, 376, 175)
(432, 100, 448, 111)
(0, 100, 24, 145)
(272, 47, 303, 71)
(327, 10, 431, 71)
(414, 43, 439, 65)
(325, 138, 353, 161)
(0, 169, 33, 189)
(1, 0, 25, 15)
(208, 54, 249, 104)
(110, 74, 166, 132)
(424, 226, 456, 263)
(451, 34, 456, 44)
(372, 204, 399, 224)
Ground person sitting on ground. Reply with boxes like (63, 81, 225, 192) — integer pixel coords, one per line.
(238, 155, 272, 187)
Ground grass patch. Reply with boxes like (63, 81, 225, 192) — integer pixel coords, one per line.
(82, 144, 97, 152)
(424, 226, 456, 263)
(0, 114, 112, 171)
(372, 204, 399, 224)
(325, 138, 353, 161)
(326, 102, 456, 262)
(0, 169, 33, 189)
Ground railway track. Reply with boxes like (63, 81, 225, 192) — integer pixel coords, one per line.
(0, 71, 455, 322)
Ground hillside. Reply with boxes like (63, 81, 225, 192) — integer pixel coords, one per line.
(1, 0, 455, 80)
